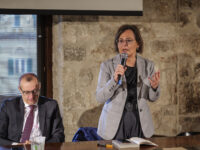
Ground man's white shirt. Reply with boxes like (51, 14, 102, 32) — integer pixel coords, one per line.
(12, 102, 42, 145)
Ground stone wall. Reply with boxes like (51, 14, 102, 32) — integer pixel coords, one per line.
(52, 0, 200, 141)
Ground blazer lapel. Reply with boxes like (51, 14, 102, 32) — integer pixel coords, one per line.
(137, 55, 145, 99)
(16, 97, 25, 137)
(38, 97, 46, 135)
(113, 54, 121, 70)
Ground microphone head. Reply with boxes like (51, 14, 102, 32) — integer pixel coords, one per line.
(121, 53, 128, 59)
(120, 53, 128, 66)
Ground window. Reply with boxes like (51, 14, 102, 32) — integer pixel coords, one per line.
(0, 14, 52, 98)
(0, 15, 37, 95)
(14, 15, 20, 27)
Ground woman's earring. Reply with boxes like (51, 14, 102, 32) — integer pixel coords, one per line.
(136, 47, 139, 52)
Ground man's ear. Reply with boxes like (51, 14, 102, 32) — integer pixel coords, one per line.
(18, 86, 22, 94)
(38, 82, 41, 89)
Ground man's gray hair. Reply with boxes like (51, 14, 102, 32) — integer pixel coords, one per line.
(19, 73, 39, 86)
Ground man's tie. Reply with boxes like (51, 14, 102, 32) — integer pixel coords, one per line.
(21, 105, 35, 143)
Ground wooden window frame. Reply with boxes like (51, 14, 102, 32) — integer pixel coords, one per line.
(38, 15, 53, 98)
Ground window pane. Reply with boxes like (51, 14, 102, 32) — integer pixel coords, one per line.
(0, 15, 37, 95)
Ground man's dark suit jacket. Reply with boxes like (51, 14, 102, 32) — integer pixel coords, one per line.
(0, 96, 65, 145)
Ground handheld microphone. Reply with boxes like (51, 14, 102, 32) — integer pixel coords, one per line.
(118, 53, 128, 85)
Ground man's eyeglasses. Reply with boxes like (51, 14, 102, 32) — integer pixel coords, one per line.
(117, 39, 135, 45)
(20, 88, 40, 96)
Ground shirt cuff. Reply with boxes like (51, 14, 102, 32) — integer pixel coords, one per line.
(12, 142, 20, 145)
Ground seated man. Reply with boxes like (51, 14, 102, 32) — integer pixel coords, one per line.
(0, 73, 65, 145)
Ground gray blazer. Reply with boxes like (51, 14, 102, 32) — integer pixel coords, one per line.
(96, 54, 160, 140)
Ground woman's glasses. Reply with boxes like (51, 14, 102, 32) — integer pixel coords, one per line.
(117, 39, 135, 45)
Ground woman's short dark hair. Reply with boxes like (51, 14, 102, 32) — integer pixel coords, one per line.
(114, 24, 143, 53)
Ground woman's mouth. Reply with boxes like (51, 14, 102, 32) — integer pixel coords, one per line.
(122, 50, 128, 53)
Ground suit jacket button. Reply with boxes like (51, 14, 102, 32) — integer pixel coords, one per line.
(140, 109, 142, 112)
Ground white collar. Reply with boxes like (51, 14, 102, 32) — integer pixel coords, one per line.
(23, 101, 38, 107)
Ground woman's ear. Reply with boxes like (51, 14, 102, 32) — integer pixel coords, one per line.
(136, 47, 139, 52)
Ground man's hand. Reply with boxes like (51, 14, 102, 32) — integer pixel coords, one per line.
(16, 140, 31, 145)
(24, 140, 31, 144)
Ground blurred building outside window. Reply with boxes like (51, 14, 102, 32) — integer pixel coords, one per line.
(0, 15, 37, 95)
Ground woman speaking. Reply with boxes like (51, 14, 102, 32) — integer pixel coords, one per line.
(96, 24, 160, 140)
